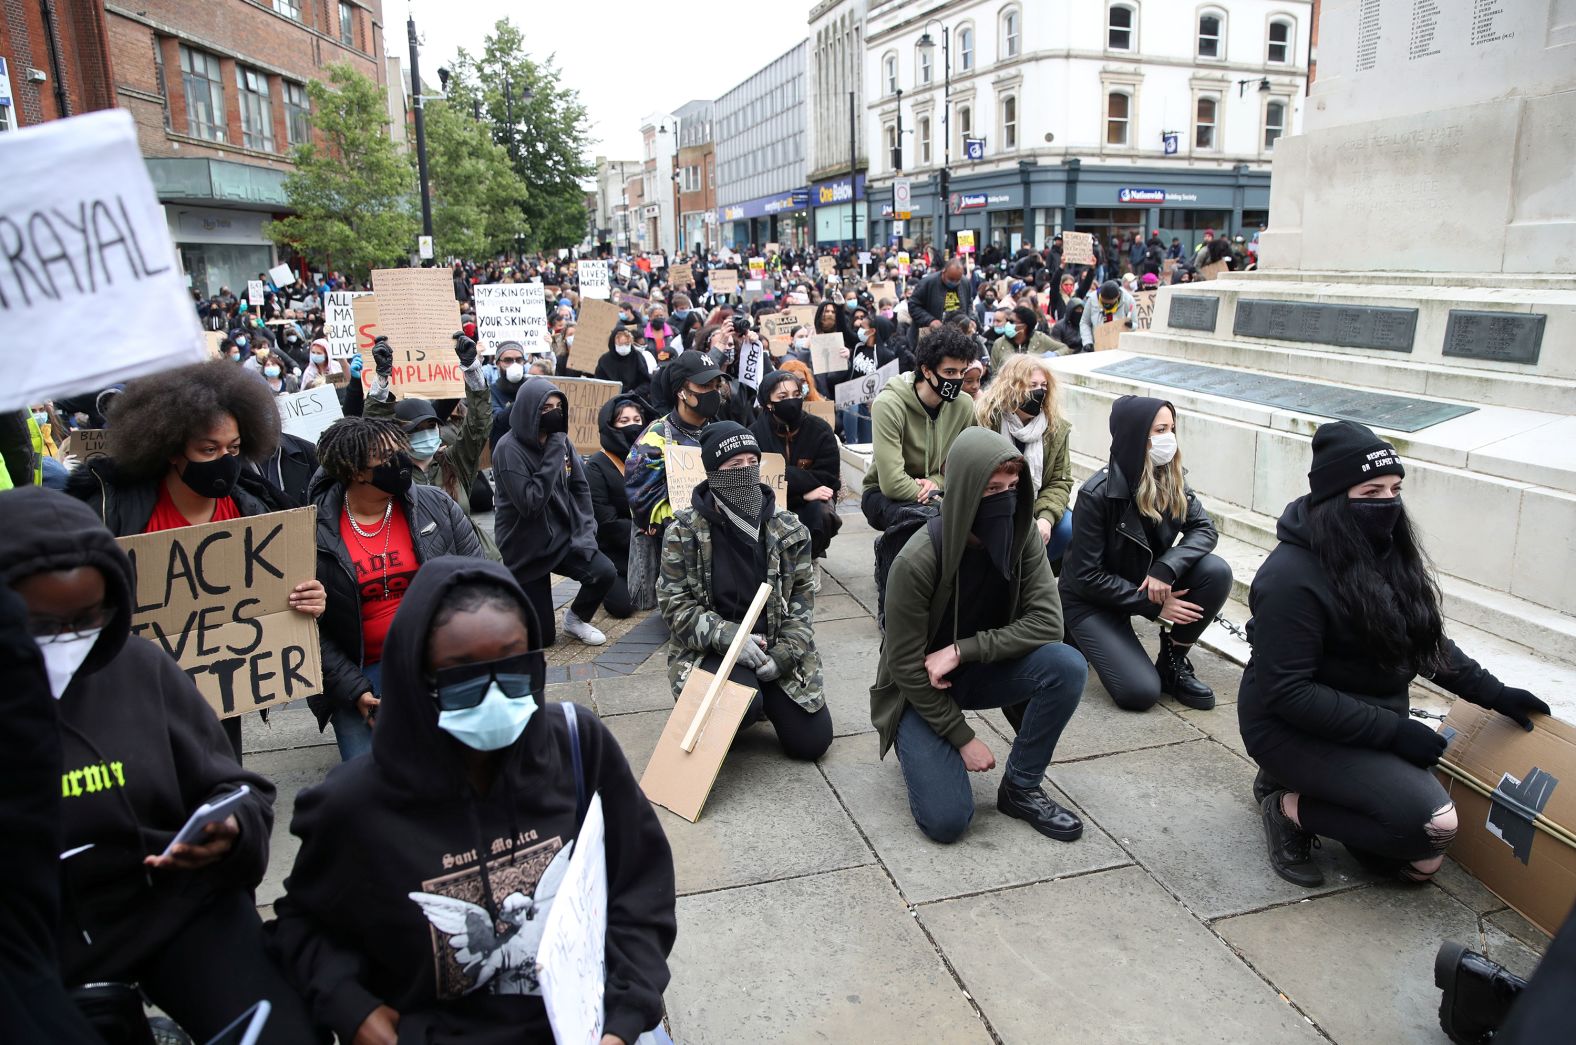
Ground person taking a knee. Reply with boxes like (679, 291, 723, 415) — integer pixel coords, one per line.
(972, 354, 1075, 564)
(749, 369, 842, 561)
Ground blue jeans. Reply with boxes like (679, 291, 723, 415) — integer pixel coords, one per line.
(330, 662, 380, 761)
(840, 403, 871, 444)
(894, 642, 1086, 843)
(1045, 510, 1074, 562)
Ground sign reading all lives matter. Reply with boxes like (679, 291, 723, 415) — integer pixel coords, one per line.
(324, 291, 366, 359)
(579, 260, 611, 300)
(0, 109, 208, 412)
(538, 793, 609, 1045)
(473, 282, 549, 355)
(116, 507, 322, 720)
(365, 268, 463, 398)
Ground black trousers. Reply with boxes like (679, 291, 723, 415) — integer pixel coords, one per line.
(699, 653, 833, 761)
(792, 498, 842, 560)
(521, 547, 618, 646)
(861, 486, 914, 532)
(595, 522, 636, 620)
(1065, 553, 1232, 711)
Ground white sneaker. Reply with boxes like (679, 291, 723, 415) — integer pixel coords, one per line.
(563, 609, 606, 645)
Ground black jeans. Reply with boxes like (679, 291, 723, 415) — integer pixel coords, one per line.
(521, 547, 619, 646)
(699, 653, 833, 761)
(1065, 553, 1232, 711)
(792, 498, 842, 560)
(596, 521, 636, 619)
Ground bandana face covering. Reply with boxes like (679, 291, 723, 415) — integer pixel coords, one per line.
(1350, 496, 1404, 551)
(36, 629, 102, 699)
(971, 489, 1017, 577)
(708, 465, 764, 541)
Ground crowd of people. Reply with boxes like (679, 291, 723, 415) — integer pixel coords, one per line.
(1, 231, 1567, 1044)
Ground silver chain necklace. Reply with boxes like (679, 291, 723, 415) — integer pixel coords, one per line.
(347, 498, 393, 538)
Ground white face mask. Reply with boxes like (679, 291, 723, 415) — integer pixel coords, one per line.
(1148, 432, 1179, 467)
(503, 362, 525, 383)
(614, 343, 632, 356)
(36, 629, 103, 699)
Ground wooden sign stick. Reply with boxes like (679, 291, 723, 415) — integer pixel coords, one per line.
(679, 582, 773, 753)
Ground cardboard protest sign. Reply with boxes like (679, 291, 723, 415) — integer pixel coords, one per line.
(834, 358, 900, 410)
(351, 294, 380, 352)
(1062, 231, 1096, 266)
(573, 299, 620, 374)
(474, 282, 548, 355)
(1201, 259, 1230, 281)
(956, 230, 975, 255)
(538, 793, 609, 1045)
(268, 263, 296, 287)
(748, 258, 766, 280)
(738, 338, 766, 390)
(1162, 258, 1178, 280)
(806, 399, 836, 426)
(809, 333, 846, 374)
(764, 242, 780, 255)
(579, 260, 611, 300)
(1, 110, 208, 412)
(615, 291, 649, 310)
(204, 331, 226, 358)
(760, 311, 804, 355)
(665, 445, 786, 513)
(324, 291, 364, 359)
(116, 508, 321, 719)
(62, 428, 109, 462)
(869, 281, 897, 305)
(711, 269, 739, 294)
(668, 263, 693, 288)
(553, 377, 621, 452)
(247, 280, 266, 307)
(276, 384, 343, 443)
(1133, 290, 1157, 331)
(858, 251, 872, 267)
(367, 268, 463, 398)
(1093, 321, 1124, 351)
(816, 256, 836, 276)
(616, 260, 632, 281)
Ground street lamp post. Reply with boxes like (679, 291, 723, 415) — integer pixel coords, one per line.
(917, 21, 951, 255)
(407, 15, 433, 241)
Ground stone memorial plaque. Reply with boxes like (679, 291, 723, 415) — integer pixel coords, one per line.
(1441, 310, 1545, 365)
(1095, 356, 1475, 433)
(1167, 295, 1219, 332)
(1233, 299, 1417, 353)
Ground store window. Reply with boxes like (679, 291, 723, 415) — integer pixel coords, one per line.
(1106, 92, 1130, 146)
(1264, 100, 1286, 150)
(958, 25, 975, 71)
(1267, 19, 1293, 63)
(179, 45, 226, 143)
(1108, 4, 1136, 51)
(1198, 11, 1225, 59)
(1001, 7, 1022, 59)
(283, 81, 310, 147)
(1000, 95, 1017, 150)
(1194, 96, 1217, 150)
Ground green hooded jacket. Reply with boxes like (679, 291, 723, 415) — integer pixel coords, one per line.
(869, 427, 1066, 756)
(861, 371, 976, 503)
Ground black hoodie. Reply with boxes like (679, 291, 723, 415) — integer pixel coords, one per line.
(593, 344, 652, 400)
(493, 378, 599, 581)
(584, 395, 649, 567)
(269, 557, 675, 1045)
(748, 371, 842, 509)
(0, 487, 274, 983)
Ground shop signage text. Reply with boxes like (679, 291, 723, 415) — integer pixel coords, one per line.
(1118, 187, 1200, 204)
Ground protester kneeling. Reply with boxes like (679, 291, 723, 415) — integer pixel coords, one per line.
(1240, 422, 1550, 888)
(657, 422, 834, 761)
(870, 429, 1088, 844)
(270, 557, 676, 1044)
(0, 487, 320, 1043)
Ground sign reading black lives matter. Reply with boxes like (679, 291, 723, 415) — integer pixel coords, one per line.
(116, 508, 322, 720)
(1, 109, 208, 412)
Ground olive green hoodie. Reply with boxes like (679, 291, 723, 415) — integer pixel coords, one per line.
(861, 371, 976, 502)
(869, 427, 1066, 756)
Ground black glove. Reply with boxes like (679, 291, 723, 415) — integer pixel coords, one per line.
(372, 336, 393, 378)
(452, 331, 477, 368)
(1493, 687, 1551, 732)
(1391, 718, 1448, 769)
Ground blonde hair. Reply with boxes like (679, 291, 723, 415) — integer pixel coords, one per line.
(1135, 408, 1187, 523)
(975, 354, 1062, 429)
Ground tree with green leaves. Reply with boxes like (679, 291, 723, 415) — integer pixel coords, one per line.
(422, 98, 526, 261)
(441, 18, 594, 252)
(266, 63, 417, 279)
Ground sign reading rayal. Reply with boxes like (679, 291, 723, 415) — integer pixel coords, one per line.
(116, 508, 322, 719)
(474, 282, 548, 354)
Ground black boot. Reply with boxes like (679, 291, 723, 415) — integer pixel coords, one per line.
(998, 781, 1083, 841)
(1252, 767, 1283, 804)
(1435, 940, 1528, 1045)
(1157, 635, 1215, 710)
(1261, 791, 1324, 887)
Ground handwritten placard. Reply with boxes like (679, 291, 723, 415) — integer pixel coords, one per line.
(711, 269, 739, 294)
(1133, 290, 1157, 331)
(809, 333, 846, 374)
(869, 281, 896, 305)
(834, 358, 900, 409)
(573, 299, 620, 374)
(538, 794, 609, 1045)
(738, 338, 766, 389)
(248, 280, 266, 307)
(62, 428, 110, 462)
(1062, 231, 1095, 266)
(268, 263, 296, 287)
(324, 291, 364, 359)
(276, 384, 343, 444)
(474, 282, 548, 355)
(553, 376, 622, 451)
(817, 256, 836, 276)
(579, 260, 610, 300)
(668, 263, 693, 288)
(665, 445, 787, 513)
(365, 269, 463, 397)
(1093, 321, 1124, 351)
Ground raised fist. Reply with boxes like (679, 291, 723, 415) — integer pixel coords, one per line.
(452, 332, 478, 368)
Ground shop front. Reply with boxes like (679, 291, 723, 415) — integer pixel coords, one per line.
(150, 157, 290, 298)
(1069, 168, 1271, 257)
(810, 173, 867, 248)
(717, 188, 810, 252)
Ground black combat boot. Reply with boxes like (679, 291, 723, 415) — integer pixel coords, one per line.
(1261, 791, 1324, 887)
(1157, 634, 1215, 710)
(1434, 940, 1528, 1045)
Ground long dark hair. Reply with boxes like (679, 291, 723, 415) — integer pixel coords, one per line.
(1307, 497, 1448, 674)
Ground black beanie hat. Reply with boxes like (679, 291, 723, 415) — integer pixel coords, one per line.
(1098, 279, 1121, 303)
(699, 421, 759, 473)
(1307, 421, 1405, 502)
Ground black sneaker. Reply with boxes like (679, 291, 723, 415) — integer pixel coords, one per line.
(1157, 637, 1215, 710)
(1435, 940, 1527, 1045)
(1261, 791, 1324, 887)
(997, 782, 1083, 841)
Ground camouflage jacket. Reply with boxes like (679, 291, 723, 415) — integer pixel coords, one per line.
(656, 492, 825, 712)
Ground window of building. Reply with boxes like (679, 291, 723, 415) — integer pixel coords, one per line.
(0, 105, 12, 133)
(1198, 11, 1224, 59)
(1267, 18, 1293, 63)
(918, 116, 932, 165)
(339, 2, 355, 48)
(883, 53, 898, 95)
(917, 43, 933, 84)
(272, 0, 302, 19)
(958, 25, 975, 70)
(283, 80, 310, 147)
(1001, 95, 1017, 149)
(884, 122, 897, 170)
(1106, 91, 1130, 145)
(1264, 99, 1286, 150)
(236, 66, 274, 151)
(1194, 95, 1217, 149)
(1108, 4, 1135, 51)
(179, 45, 226, 142)
(957, 104, 972, 155)
(1002, 7, 1022, 58)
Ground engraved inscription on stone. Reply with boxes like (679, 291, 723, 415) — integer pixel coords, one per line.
(1356, 0, 1382, 71)
(1442, 310, 1545, 365)
(1233, 299, 1417, 353)
(1167, 295, 1219, 332)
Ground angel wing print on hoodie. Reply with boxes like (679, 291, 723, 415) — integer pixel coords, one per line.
(409, 841, 575, 996)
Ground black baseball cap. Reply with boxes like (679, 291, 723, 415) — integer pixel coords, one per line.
(668, 350, 723, 387)
(394, 398, 440, 432)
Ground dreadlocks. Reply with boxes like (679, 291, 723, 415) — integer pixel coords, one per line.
(316, 417, 409, 484)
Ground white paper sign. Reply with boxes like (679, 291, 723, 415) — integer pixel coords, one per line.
(324, 291, 363, 359)
(248, 280, 266, 307)
(275, 383, 343, 443)
(835, 358, 900, 409)
(538, 793, 608, 1045)
(418, 235, 434, 260)
(616, 261, 632, 281)
(474, 282, 548, 354)
(738, 338, 766, 390)
(579, 261, 611, 300)
(268, 263, 296, 287)
(0, 110, 207, 412)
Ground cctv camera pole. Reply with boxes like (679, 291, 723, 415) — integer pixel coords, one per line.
(408, 15, 433, 240)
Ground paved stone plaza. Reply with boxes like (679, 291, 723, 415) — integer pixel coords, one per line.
(244, 512, 1550, 1043)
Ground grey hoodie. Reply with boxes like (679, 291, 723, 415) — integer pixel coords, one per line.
(492, 377, 599, 580)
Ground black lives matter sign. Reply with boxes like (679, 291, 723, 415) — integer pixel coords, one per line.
(116, 507, 322, 719)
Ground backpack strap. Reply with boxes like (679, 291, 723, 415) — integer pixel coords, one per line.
(926, 513, 944, 557)
(562, 703, 588, 833)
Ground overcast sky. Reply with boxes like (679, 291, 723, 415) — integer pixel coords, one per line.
(404, 0, 803, 161)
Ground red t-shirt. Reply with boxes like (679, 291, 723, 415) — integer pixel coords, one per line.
(339, 507, 418, 664)
(144, 481, 242, 533)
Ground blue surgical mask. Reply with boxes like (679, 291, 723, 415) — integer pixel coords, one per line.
(408, 428, 442, 459)
(264, 365, 281, 379)
(844, 300, 857, 311)
(32, 410, 49, 426)
(436, 680, 537, 751)
(997, 324, 1014, 336)
(857, 327, 869, 343)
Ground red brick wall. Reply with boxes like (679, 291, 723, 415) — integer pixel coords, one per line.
(2, 0, 112, 124)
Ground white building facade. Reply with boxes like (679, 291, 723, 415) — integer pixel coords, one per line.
(863, 0, 1311, 253)
(808, 0, 870, 247)
(592, 156, 641, 249)
(639, 113, 678, 256)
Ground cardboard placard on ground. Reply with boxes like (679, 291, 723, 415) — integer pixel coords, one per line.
(573, 299, 620, 373)
(1062, 231, 1096, 266)
(640, 662, 756, 822)
(474, 282, 548, 355)
(1093, 321, 1125, 351)
(1, 109, 208, 412)
(711, 269, 739, 294)
(62, 428, 109, 461)
(1201, 259, 1230, 281)
(276, 384, 343, 444)
(809, 333, 846, 374)
(834, 358, 900, 410)
(817, 256, 836, 276)
(115, 508, 322, 719)
(668, 263, 693, 288)
(664, 445, 786, 513)
(538, 793, 609, 1045)
(324, 291, 363, 359)
(806, 399, 836, 426)
(1133, 290, 1157, 330)
(579, 260, 611, 300)
(368, 269, 464, 398)
(553, 376, 622, 452)
(268, 263, 296, 287)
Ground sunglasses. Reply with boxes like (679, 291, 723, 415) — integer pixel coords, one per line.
(431, 651, 544, 712)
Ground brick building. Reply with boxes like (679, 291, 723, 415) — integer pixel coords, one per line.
(0, 0, 114, 130)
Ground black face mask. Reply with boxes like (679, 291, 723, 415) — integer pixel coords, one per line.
(369, 452, 413, 496)
(539, 407, 569, 435)
(688, 389, 722, 419)
(603, 422, 642, 459)
(926, 369, 963, 402)
(177, 452, 243, 498)
(770, 397, 804, 428)
(1349, 496, 1404, 551)
(1020, 388, 1047, 417)
(971, 489, 1017, 576)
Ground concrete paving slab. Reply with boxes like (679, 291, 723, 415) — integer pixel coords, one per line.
(810, 612, 883, 737)
(249, 744, 341, 906)
(1054, 678, 1206, 761)
(1217, 883, 1488, 1044)
(1485, 908, 1553, 953)
(242, 701, 333, 754)
(602, 712, 873, 895)
(1482, 918, 1546, 981)
(820, 736, 1130, 904)
(590, 671, 674, 717)
(666, 865, 991, 1044)
(1051, 740, 1371, 918)
(543, 679, 591, 705)
(920, 865, 1325, 1045)
(1432, 857, 1509, 916)
(814, 592, 869, 622)
(1173, 703, 1252, 761)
